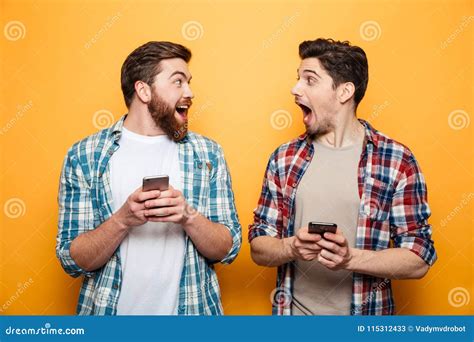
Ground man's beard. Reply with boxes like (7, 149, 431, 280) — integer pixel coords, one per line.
(306, 116, 334, 141)
(148, 92, 188, 142)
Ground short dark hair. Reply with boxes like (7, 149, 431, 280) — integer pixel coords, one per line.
(121, 41, 192, 108)
(299, 38, 368, 107)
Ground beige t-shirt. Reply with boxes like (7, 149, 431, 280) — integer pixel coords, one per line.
(291, 136, 363, 315)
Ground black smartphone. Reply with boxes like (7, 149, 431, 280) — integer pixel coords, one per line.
(308, 221, 337, 235)
(142, 175, 169, 192)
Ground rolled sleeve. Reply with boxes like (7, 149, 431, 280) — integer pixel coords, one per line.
(390, 156, 437, 266)
(56, 151, 95, 278)
(208, 145, 242, 265)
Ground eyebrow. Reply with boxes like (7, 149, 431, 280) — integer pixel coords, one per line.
(297, 68, 321, 78)
(169, 71, 192, 82)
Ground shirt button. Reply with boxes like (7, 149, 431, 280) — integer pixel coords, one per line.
(113, 284, 119, 289)
(292, 182, 297, 187)
(197, 163, 203, 169)
(305, 156, 311, 161)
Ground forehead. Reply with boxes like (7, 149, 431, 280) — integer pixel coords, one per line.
(297, 57, 327, 76)
(157, 58, 191, 78)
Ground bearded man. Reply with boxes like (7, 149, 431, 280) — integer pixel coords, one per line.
(56, 41, 241, 315)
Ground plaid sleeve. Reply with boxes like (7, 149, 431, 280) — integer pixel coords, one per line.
(248, 151, 283, 241)
(208, 145, 242, 265)
(56, 149, 95, 278)
(390, 155, 437, 266)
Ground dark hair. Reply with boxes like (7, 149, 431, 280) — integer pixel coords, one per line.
(121, 41, 192, 107)
(299, 38, 368, 107)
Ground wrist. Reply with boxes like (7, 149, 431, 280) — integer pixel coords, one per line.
(345, 247, 361, 271)
(283, 237, 297, 262)
(111, 212, 129, 233)
(182, 207, 201, 231)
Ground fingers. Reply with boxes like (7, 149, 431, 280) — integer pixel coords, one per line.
(316, 238, 341, 255)
(292, 227, 324, 261)
(144, 197, 180, 209)
(296, 248, 319, 261)
(296, 227, 322, 243)
(147, 214, 181, 223)
(317, 252, 338, 269)
(322, 230, 346, 246)
(144, 205, 179, 217)
(159, 186, 181, 199)
(316, 230, 351, 270)
(134, 189, 161, 203)
(127, 200, 147, 215)
(294, 238, 322, 252)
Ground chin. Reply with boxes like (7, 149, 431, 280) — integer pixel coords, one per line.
(174, 113, 187, 125)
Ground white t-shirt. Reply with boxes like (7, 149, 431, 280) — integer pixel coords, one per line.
(110, 126, 185, 315)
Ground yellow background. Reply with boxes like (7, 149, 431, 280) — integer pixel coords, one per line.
(1, 0, 472, 315)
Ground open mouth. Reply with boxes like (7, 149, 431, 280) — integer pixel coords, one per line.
(175, 104, 190, 119)
(297, 102, 312, 116)
(296, 101, 315, 127)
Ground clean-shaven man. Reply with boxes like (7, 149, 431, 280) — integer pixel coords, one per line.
(249, 38, 436, 315)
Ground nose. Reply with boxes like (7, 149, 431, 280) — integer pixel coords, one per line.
(184, 83, 194, 99)
(291, 82, 302, 97)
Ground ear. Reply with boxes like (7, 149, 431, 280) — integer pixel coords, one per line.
(134, 80, 152, 103)
(337, 82, 355, 104)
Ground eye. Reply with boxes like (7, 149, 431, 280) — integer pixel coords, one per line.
(174, 78, 183, 86)
(306, 77, 316, 85)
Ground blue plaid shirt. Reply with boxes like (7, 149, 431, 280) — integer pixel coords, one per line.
(56, 115, 241, 315)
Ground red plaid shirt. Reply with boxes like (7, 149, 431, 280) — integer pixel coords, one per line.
(249, 119, 437, 315)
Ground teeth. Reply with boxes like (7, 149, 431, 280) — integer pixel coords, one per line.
(176, 105, 188, 109)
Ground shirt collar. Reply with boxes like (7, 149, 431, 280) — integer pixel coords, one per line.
(110, 114, 126, 142)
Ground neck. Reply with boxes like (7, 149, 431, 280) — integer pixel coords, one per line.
(316, 108, 364, 148)
(123, 104, 165, 136)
